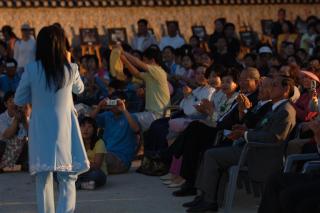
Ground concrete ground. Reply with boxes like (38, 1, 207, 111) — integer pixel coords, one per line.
(0, 164, 260, 213)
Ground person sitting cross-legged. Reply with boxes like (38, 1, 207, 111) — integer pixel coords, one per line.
(90, 92, 140, 174)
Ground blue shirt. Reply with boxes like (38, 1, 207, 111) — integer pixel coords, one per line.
(0, 74, 20, 94)
(96, 111, 138, 167)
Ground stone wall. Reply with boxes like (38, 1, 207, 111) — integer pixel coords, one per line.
(0, 4, 319, 46)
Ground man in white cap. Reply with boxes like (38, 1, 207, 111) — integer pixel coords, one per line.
(13, 23, 36, 76)
(258, 45, 273, 76)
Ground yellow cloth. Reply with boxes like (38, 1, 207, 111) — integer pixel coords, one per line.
(277, 33, 298, 52)
(110, 47, 126, 81)
(86, 139, 108, 175)
(140, 65, 170, 115)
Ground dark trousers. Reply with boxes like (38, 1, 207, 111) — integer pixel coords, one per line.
(16, 141, 28, 166)
(143, 117, 170, 155)
(0, 140, 6, 161)
(76, 169, 107, 188)
(258, 172, 320, 213)
(170, 121, 219, 185)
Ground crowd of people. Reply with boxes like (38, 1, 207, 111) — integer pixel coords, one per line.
(0, 7, 320, 212)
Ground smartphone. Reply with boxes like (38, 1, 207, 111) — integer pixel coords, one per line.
(311, 80, 317, 91)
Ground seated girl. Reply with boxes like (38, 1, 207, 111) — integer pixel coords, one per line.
(77, 117, 107, 190)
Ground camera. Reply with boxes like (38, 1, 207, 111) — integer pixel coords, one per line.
(105, 99, 119, 106)
(311, 80, 317, 91)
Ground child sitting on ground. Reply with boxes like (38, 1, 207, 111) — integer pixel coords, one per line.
(77, 117, 107, 190)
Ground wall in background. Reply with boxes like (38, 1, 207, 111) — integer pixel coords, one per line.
(0, 4, 318, 46)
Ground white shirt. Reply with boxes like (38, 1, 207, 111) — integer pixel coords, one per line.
(179, 86, 215, 116)
(0, 110, 14, 141)
(272, 99, 288, 111)
(159, 35, 185, 50)
(131, 33, 157, 52)
(254, 100, 272, 111)
(13, 38, 36, 68)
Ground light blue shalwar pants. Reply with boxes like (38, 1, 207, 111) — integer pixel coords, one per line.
(35, 172, 78, 213)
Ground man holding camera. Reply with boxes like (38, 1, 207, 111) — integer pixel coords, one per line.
(90, 93, 140, 174)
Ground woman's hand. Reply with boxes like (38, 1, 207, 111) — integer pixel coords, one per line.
(195, 99, 214, 116)
(237, 93, 252, 111)
(183, 86, 192, 97)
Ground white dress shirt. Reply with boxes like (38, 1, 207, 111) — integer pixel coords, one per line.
(159, 35, 185, 50)
(13, 38, 36, 69)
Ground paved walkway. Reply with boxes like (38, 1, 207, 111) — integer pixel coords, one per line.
(0, 165, 259, 213)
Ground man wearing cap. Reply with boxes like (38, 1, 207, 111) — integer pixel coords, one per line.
(13, 23, 36, 76)
(258, 45, 273, 76)
(0, 58, 20, 97)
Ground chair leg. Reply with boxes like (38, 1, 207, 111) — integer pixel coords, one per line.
(251, 181, 262, 198)
(224, 166, 240, 213)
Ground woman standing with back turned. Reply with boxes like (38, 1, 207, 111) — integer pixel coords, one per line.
(14, 25, 90, 213)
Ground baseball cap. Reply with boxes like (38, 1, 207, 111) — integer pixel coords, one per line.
(258, 46, 273, 54)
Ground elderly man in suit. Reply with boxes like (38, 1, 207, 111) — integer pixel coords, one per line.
(184, 75, 297, 212)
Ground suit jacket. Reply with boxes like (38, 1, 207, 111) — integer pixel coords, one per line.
(246, 100, 296, 143)
(242, 101, 273, 129)
(246, 100, 296, 182)
(217, 90, 259, 130)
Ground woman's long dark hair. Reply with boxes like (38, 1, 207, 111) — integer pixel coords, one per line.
(36, 25, 71, 91)
(80, 117, 99, 150)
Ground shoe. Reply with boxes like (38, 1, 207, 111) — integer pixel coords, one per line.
(160, 173, 172, 180)
(80, 181, 95, 190)
(140, 160, 168, 176)
(162, 180, 172, 185)
(186, 200, 218, 212)
(136, 156, 152, 174)
(172, 187, 197, 197)
(182, 195, 204, 208)
(168, 180, 186, 188)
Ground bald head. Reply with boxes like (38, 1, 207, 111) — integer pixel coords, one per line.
(239, 67, 260, 93)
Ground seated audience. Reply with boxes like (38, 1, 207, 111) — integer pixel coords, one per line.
(184, 75, 296, 212)
(171, 67, 261, 196)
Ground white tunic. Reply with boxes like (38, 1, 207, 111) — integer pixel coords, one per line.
(14, 61, 90, 175)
